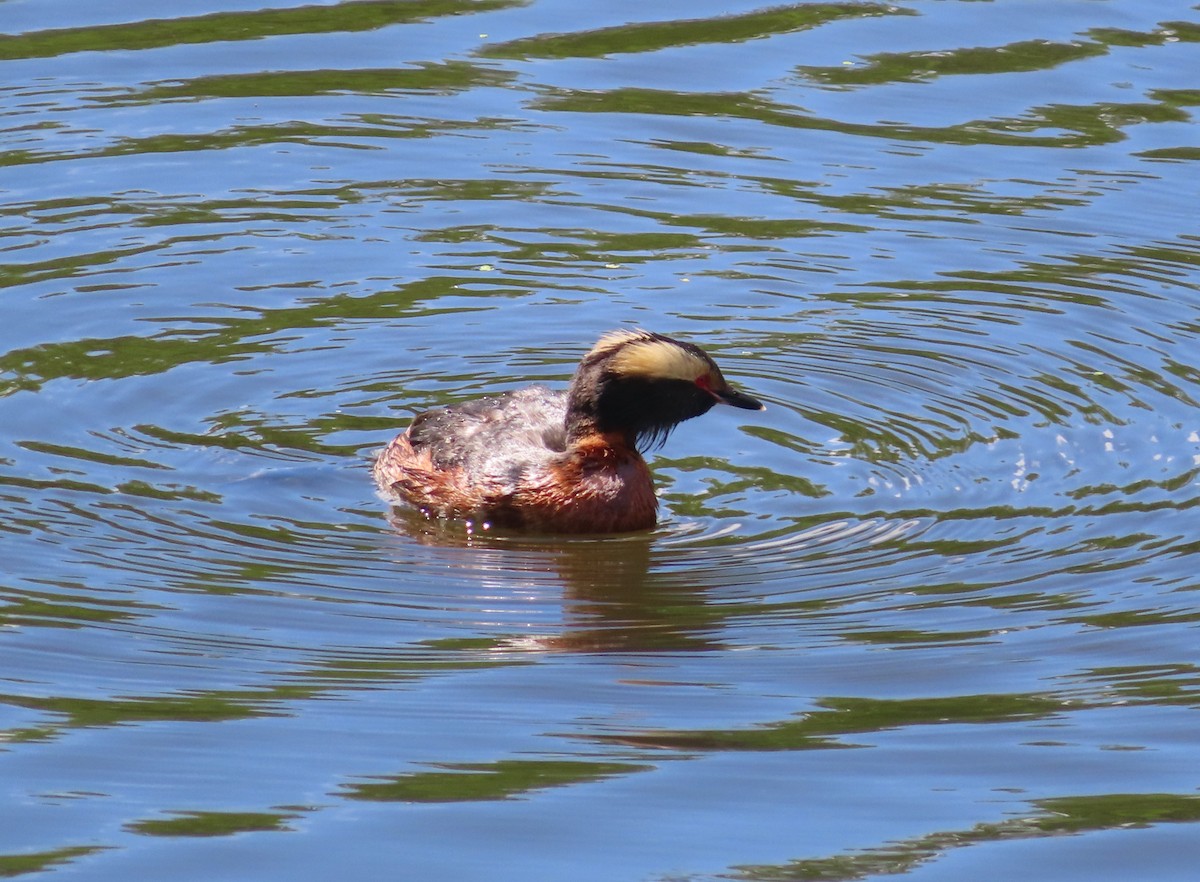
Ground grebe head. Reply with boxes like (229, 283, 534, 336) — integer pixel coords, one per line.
(566, 329, 764, 448)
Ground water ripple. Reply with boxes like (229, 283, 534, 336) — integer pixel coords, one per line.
(3, 0, 1200, 877)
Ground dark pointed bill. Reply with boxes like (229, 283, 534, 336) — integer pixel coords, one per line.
(718, 387, 765, 411)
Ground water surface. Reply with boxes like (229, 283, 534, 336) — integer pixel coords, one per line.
(2, 1, 1200, 879)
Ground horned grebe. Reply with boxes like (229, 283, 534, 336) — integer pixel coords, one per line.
(372, 329, 763, 533)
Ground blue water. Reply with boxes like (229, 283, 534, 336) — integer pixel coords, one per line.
(2, 1, 1200, 879)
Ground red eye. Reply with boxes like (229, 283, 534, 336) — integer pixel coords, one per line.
(695, 374, 715, 394)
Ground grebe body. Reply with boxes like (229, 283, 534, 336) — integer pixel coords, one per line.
(373, 330, 763, 533)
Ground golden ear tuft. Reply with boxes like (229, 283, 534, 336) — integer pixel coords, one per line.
(587, 329, 652, 359)
(608, 336, 711, 383)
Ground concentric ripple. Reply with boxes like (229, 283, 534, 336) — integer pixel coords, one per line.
(3, 0, 1200, 879)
